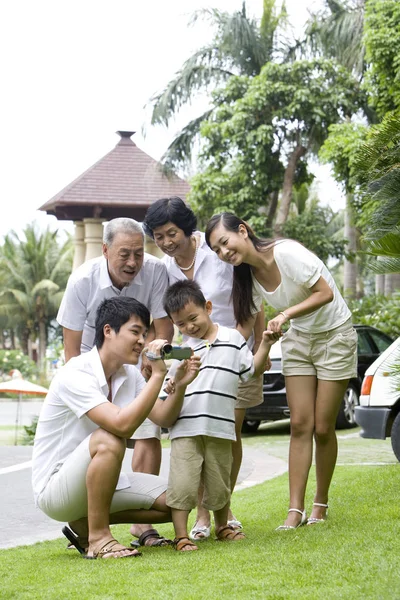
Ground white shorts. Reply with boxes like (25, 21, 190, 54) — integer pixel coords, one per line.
(132, 417, 161, 440)
(37, 435, 167, 522)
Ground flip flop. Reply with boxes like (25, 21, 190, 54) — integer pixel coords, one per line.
(130, 528, 172, 548)
(62, 526, 90, 557)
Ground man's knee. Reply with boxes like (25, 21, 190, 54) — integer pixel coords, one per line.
(90, 429, 126, 460)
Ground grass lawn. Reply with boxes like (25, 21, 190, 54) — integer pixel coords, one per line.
(0, 464, 399, 600)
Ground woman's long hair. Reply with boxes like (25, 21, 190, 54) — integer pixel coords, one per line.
(205, 213, 275, 326)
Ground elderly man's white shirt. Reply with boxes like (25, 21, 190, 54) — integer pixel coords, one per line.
(32, 347, 146, 502)
(57, 253, 169, 352)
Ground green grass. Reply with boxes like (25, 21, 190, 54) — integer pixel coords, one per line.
(1, 465, 399, 600)
(0, 425, 23, 446)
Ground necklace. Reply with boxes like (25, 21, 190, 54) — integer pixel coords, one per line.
(174, 235, 199, 271)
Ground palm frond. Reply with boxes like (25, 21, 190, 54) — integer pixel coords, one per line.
(158, 110, 214, 171)
(149, 48, 233, 127)
(365, 257, 400, 274)
(363, 227, 400, 257)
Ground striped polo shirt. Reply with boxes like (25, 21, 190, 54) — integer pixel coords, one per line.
(164, 325, 255, 441)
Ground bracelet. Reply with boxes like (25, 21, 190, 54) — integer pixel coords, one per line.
(279, 311, 290, 321)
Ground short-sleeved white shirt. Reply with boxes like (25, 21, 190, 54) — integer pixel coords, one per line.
(32, 347, 146, 502)
(161, 325, 254, 442)
(252, 240, 351, 333)
(57, 254, 169, 352)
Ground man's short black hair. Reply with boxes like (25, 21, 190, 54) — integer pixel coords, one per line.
(163, 280, 207, 317)
(143, 196, 197, 238)
(94, 297, 150, 348)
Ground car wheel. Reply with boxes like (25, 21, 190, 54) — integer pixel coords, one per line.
(336, 384, 359, 429)
(391, 412, 400, 462)
(241, 419, 260, 433)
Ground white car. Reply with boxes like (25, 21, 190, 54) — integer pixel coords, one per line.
(355, 336, 400, 461)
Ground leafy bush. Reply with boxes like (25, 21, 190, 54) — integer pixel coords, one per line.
(0, 350, 38, 380)
(348, 293, 400, 338)
(22, 415, 38, 446)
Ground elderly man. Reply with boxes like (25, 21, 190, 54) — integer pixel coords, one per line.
(57, 217, 174, 547)
(33, 296, 199, 559)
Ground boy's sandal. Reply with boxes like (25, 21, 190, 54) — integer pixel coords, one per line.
(85, 538, 142, 559)
(173, 536, 198, 552)
(130, 528, 173, 548)
(307, 502, 329, 525)
(216, 525, 246, 541)
(189, 522, 211, 541)
(62, 526, 88, 555)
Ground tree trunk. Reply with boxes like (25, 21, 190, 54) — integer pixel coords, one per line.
(274, 144, 307, 235)
(343, 193, 357, 301)
(384, 273, 400, 295)
(38, 319, 47, 375)
(375, 274, 385, 294)
(266, 189, 279, 230)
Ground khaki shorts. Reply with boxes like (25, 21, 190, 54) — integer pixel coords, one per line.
(132, 417, 161, 440)
(281, 319, 358, 380)
(236, 374, 263, 409)
(37, 434, 167, 522)
(167, 436, 232, 512)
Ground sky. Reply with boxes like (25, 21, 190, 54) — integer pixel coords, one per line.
(0, 0, 339, 241)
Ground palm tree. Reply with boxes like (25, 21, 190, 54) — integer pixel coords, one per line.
(304, 0, 366, 78)
(0, 224, 73, 369)
(355, 113, 400, 292)
(148, 0, 288, 170)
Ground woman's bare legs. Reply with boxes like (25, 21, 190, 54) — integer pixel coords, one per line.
(282, 376, 317, 527)
(310, 378, 349, 521)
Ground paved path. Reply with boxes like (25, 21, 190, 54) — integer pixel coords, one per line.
(0, 444, 288, 550)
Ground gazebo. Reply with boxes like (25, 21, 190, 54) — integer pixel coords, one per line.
(38, 131, 190, 269)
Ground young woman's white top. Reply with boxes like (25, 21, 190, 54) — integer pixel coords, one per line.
(252, 240, 351, 333)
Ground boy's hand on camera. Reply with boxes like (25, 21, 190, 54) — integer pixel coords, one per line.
(174, 355, 201, 388)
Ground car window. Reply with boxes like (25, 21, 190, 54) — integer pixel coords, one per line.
(357, 330, 375, 355)
(368, 330, 393, 353)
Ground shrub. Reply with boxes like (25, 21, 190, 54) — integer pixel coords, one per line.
(0, 350, 38, 380)
(348, 293, 400, 338)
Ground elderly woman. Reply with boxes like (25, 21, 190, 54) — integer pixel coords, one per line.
(143, 197, 265, 540)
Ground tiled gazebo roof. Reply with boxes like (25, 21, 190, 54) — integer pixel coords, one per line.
(39, 131, 191, 222)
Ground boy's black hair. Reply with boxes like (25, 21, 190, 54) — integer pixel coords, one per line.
(94, 297, 150, 348)
(163, 280, 207, 317)
(143, 196, 197, 238)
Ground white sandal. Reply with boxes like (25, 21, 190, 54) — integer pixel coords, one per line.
(307, 502, 328, 525)
(275, 508, 307, 531)
(189, 521, 211, 541)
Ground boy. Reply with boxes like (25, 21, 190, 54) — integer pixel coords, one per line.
(161, 280, 278, 552)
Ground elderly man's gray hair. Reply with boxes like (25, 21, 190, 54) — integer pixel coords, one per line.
(103, 218, 144, 246)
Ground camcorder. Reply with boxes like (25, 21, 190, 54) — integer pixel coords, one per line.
(145, 344, 192, 361)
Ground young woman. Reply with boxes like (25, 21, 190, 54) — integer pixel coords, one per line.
(143, 197, 265, 539)
(206, 212, 357, 529)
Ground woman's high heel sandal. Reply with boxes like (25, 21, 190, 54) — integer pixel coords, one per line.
(275, 508, 307, 531)
(307, 502, 328, 525)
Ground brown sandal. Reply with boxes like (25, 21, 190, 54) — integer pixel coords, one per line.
(86, 538, 142, 559)
(216, 525, 246, 541)
(173, 536, 198, 552)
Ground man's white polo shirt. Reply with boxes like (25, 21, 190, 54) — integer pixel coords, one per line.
(32, 347, 146, 503)
(57, 253, 169, 352)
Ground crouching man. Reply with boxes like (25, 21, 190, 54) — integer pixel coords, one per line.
(32, 296, 200, 560)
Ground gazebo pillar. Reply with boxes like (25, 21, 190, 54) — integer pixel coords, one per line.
(72, 221, 86, 271)
(83, 218, 104, 262)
